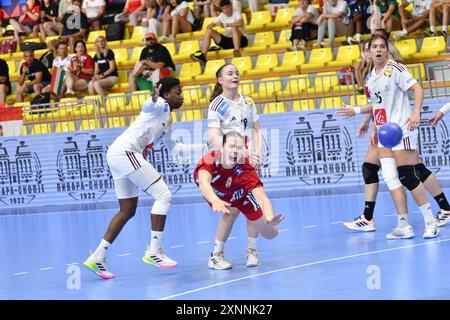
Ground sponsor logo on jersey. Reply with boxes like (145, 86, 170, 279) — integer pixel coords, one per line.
(244, 96, 253, 106)
(230, 188, 244, 202)
(225, 176, 232, 188)
(212, 187, 225, 197)
(234, 166, 244, 176)
(211, 175, 221, 183)
(163, 102, 169, 112)
(384, 67, 393, 77)
(216, 100, 229, 116)
(374, 109, 387, 126)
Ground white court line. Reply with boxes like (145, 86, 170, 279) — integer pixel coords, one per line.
(385, 214, 398, 217)
(279, 229, 290, 232)
(228, 237, 238, 240)
(117, 253, 132, 257)
(66, 262, 79, 266)
(196, 241, 210, 245)
(39, 267, 53, 271)
(330, 221, 343, 224)
(170, 245, 184, 248)
(13, 272, 28, 276)
(304, 225, 317, 228)
(158, 238, 450, 300)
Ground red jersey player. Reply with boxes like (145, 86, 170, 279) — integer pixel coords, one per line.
(194, 131, 284, 269)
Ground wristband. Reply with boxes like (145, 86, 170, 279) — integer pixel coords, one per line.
(353, 106, 361, 114)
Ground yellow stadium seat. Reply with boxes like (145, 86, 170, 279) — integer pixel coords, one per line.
(239, 80, 258, 97)
(281, 75, 311, 98)
(319, 97, 343, 109)
(406, 63, 426, 81)
(55, 122, 76, 133)
(87, 30, 106, 44)
(195, 59, 226, 81)
(180, 109, 203, 121)
(272, 29, 292, 50)
(246, 54, 278, 76)
(263, 102, 285, 114)
(128, 91, 151, 113)
(273, 51, 305, 73)
(79, 119, 100, 130)
(293, 99, 315, 111)
(122, 26, 145, 45)
(271, 7, 296, 28)
(171, 111, 178, 122)
(7, 60, 19, 79)
(105, 116, 127, 128)
(162, 42, 176, 57)
(394, 39, 417, 59)
(350, 95, 368, 105)
(45, 35, 60, 47)
(230, 56, 253, 74)
(244, 31, 276, 54)
(178, 62, 202, 83)
(174, 40, 201, 60)
(105, 93, 128, 112)
(302, 47, 334, 70)
(31, 123, 52, 135)
(258, 77, 282, 99)
(183, 85, 204, 106)
(193, 17, 225, 37)
(22, 125, 28, 135)
(328, 45, 361, 67)
(307, 72, 338, 95)
(113, 48, 129, 66)
(81, 95, 102, 116)
(246, 11, 272, 32)
(122, 46, 144, 68)
(118, 70, 128, 84)
(412, 36, 446, 59)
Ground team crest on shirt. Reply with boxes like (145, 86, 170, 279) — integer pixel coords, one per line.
(384, 67, 393, 77)
(234, 166, 244, 176)
(243, 96, 253, 106)
(225, 176, 233, 188)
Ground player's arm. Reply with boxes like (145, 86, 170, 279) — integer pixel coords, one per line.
(405, 82, 423, 130)
(197, 169, 231, 214)
(336, 103, 373, 118)
(251, 187, 283, 224)
(428, 102, 449, 127)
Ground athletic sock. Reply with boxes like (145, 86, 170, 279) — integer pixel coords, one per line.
(434, 193, 450, 211)
(213, 239, 225, 255)
(430, 26, 436, 32)
(363, 201, 376, 221)
(419, 203, 434, 224)
(149, 230, 163, 254)
(443, 25, 448, 33)
(93, 239, 111, 261)
(398, 214, 409, 228)
(247, 237, 257, 250)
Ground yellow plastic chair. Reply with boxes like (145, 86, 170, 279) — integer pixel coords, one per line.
(263, 102, 285, 114)
(128, 91, 151, 113)
(239, 80, 258, 97)
(105, 93, 128, 113)
(302, 47, 334, 70)
(246, 54, 279, 76)
(328, 45, 361, 67)
(174, 40, 201, 60)
(87, 30, 106, 44)
(281, 75, 311, 98)
(292, 99, 315, 111)
(230, 56, 253, 74)
(171, 111, 178, 122)
(258, 77, 282, 99)
(55, 122, 76, 133)
(122, 26, 145, 45)
(79, 119, 100, 130)
(244, 31, 276, 54)
(105, 116, 127, 128)
(195, 59, 226, 81)
(193, 17, 225, 37)
(122, 46, 144, 68)
(178, 62, 203, 83)
(319, 96, 343, 109)
(31, 123, 52, 135)
(113, 48, 129, 66)
(271, 7, 296, 29)
(412, 36, 446, 59)
(307, 72, 338, 95)
(273, 51, 305, 73)
(183, 85, 204, 106)
(394, 39, 418, 59)
(180, 109, 203, 121)
(81, 95, 102, 116)
(246, 11, 272, 32)
(350, 95, 368, 105)
(406, 63, 426, 81)
(272, 29, 292, 50)
(162, 42, 176, 57)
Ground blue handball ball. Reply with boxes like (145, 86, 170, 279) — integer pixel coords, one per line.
(378, 122, 403, 148)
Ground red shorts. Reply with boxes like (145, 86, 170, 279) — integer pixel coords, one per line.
(209, 192, 263, 221)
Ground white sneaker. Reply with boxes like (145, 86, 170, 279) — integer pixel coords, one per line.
(142, 246, 177, 269)
(393, 30, 407, 40)
(208, 252, 232, 270)
(436, 210, 450, 227)
(342, 215, 376, 232)
(386, 225, 415, 239)
(423, 221, 440, 239)
(158, 35, 170, 43)
(246, 248, 261, 267)
(83, 254, 115, 279)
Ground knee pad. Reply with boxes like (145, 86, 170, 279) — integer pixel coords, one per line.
(146, 178, 172, 215)
(380, 157, 402, 190)
(362, 162, 380, 184)
(414, 163, 432, 183)
(397, 165, 421, 191)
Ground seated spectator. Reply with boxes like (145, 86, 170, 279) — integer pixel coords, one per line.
(82, 0, 106, 31)
(373, 0, 402, 34)
(88, 36, 118, 97)
(210, 0, 248, 16)
(289, 0, 319, 51)
(394, 0, 431, 39)
(115, 0, 147, 27)
(129, 32, 176, 91)
(159, 0, 202, 43)
(314, 0, 351, 47)
(40, 38, 59, 69)
(42, 41, 72, 98)
(142, 0, 171, 37)
(65, 40, 94, 95)
(43, 0, 74, 37)
(191, 0, 248, 65)
(0, 58, 11, 104)
(346, 0, 371, 44)
(193, 0, 212, 19)
(10, 0, 41, 45)
(39, 0, 59, 42)
(425, 0, 448, 37)
(58, 0, 89, 51)
(16, 50, 52, 103)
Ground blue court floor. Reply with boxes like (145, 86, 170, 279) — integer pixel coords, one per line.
(1, 189, 450, 300)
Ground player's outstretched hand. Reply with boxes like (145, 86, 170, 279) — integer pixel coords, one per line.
(212, 199, 232, 215)
(428, 111, 444, 128)
(405, 112, 420, 131)
(336, 105, 356, 118)
(357, 119, 370, 138)
(267, 213, 284, 225)
(152, 84, 163, 103)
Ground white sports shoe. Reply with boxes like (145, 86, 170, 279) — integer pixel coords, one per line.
(386, 225, 415, 240)
(208, 252, 232, 270)
(436, 210, 450, 227)
(423, 221, 440, 239)
(83, 254, 115, 279)
(142, 247, 177, 269)
(343, 215, 376, 232)
(246, 248, 261, 267)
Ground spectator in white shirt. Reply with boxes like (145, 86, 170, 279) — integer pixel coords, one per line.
(43, 41, 71, 99)
(394, 0, 431, 39)
(159, 0, 201, 42)
(289, 0, 319, 51)
(314, 0, 351, 47)
(82, 0, 106, 31)
(424, 0, 448, 37)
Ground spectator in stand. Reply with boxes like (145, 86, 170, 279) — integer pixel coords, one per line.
(193, 0, 212, 19)
(0, 58, 11, 104)
(159, 0, 202, 43)
(128, 32, 176, 91)
(345, 0, 371, 44)
(191, 0, 248, 66)
(142, 0, 171, 37)
(289, 0, 319, 51)
(41, 0, 74, 39)
(314, 0, 351, 48)
(0, 10, 4, 36)
(43, 41, 72, 98)
(82, 0, 106, 31)
(10, 0, 41, 45)
(374, 0, 402, 35)
(58, 0, 89, 51)
(39, 38, 59, 70)
(65, 40, 94, 95)
(425, 0, 448, 37)
(16, 50, 52, 103)
(394, 0, 431, 39)
(88, 36, 118, 97)
(115, 0, 147, 27)
(39, 0, 59, 42)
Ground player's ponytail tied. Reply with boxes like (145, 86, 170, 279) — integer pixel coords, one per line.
(209, 63, 233, 103)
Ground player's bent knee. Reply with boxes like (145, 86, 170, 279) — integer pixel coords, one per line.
(414, 163, 432, 183)
(146, 179, 172, 215)
(380, 157, 402, 190)
(362, 162, 380, 184)
(397, 165, 421, 191)
(260, 227, 278, 239)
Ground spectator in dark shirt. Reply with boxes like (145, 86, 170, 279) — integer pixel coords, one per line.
(39, 0, 59, 42)
(346, 0, 371, 44)
(57, 0, 89, 51)
(16, 50, 52, 102)
(88, 36, 118, 97)
(65, 40, 95, 95)
(0, 59, 11, 104)
(129, 32, 176, 91)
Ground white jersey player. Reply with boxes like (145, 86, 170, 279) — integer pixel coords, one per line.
(84, 78, 190, 279)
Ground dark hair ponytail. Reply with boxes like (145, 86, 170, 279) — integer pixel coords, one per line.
(209, 63, 233, 103)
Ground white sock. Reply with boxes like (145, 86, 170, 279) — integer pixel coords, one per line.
(419, 203, 434, 224)
(149, 231, 163, 254)
(213, 239, 225, 254)
(247, 237, 258, 250)
(93, 239, 111, 261)
(355, 33, 361, 41)
(398, 214, 409, 228)
(403, 29, 408, 35)
(443, 25, 448, 33)
(430, 26, 436, 32)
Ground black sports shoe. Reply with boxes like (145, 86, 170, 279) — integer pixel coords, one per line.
(191, 50, 207, 67)
(437, 30, 447, 37)
(208, 45, 221, 51)
(424, 30, 437, 37)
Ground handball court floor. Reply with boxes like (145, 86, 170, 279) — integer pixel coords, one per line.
(1, 189, 450, 300)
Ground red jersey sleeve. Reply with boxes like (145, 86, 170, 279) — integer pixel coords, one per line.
(240, 165, 263, 192)
(195, 151, 217, 177)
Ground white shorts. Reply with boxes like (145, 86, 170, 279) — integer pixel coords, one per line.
(378, 131, 419, 151)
